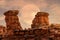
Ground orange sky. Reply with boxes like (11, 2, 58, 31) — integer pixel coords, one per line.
(0, 0, 60, 29)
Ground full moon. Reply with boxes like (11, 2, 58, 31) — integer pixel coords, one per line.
(20, 4, 40, 29)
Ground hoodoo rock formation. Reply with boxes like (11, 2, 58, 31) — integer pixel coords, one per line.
(0, 10, 59, 40)
(4, 10, 22, 35)
(31, 12, 49, 28)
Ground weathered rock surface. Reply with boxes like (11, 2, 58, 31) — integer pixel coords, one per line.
(31, 12, 49, 28)
(4, 10, 22, 35)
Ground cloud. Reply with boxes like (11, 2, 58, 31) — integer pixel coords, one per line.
(0, 15, 5, 26)
(24, 0, 48, 9)
(0, 15, 5, 20)
(0, 20, 6, 26)
(0, 0, 6, 6)
(50, 4, 60, 14)
(46, 0, 60, 4)
(6, 0, 26, 8)
(19, 4, 40, 29)
(4, 0, 48, 11)
(49, 4, 60, 24)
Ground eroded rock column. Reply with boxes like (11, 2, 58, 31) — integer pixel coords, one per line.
(31, 12, 49, 28)
(4, 10, 22, 31)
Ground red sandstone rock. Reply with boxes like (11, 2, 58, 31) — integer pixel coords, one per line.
(31, 12, 49, 28)
(4, 10, 22, 35)
(4, 10, 22, 30)
(0, 26, 7, 37)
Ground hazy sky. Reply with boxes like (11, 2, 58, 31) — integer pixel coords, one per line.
(0, 0, 60, 29)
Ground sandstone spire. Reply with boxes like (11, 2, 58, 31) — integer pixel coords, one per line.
(31, 12, 49, 28)
(4, 10, 22, 30)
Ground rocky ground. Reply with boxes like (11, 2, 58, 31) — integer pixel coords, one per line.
(0, 26, 60, 40)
